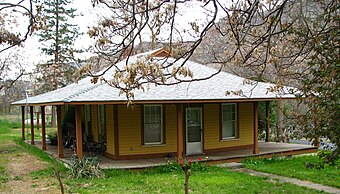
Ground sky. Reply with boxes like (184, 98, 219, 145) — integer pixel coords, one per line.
(3, 0, 229, 78)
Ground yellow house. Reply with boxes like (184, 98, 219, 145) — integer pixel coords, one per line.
(12, 48, 298, 160)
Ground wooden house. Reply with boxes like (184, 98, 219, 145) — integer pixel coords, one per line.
(13, 48, 304, 161)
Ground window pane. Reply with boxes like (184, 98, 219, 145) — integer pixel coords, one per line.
(145, 124, 161, 143)
(144, 105, 162, 144)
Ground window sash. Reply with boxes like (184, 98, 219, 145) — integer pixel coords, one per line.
(222, 103, 237, 139)
(144, 105, 163, 144)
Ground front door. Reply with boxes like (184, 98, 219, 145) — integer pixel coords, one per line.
(186, 107, 203, 155)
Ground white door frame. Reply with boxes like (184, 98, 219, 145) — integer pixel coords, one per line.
(185, 107, 203, 155)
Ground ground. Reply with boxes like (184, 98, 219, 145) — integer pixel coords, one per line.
(0, 140, 59, 194)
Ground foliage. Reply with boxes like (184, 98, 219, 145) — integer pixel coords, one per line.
(296, 1, 340, 163)
(46, 131, 57, 140)
(243, 155, 340, 188)
(305, 150, 340, 170)
(69, 156, 104, 179)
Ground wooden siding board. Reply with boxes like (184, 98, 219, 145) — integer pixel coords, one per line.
(105, 105, 115, 155)
(204, 103, 254, 150)
(118, 104, 177, 156)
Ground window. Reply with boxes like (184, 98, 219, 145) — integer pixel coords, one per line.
(221, 103, 237, 139)
(144, 105, 163, 145)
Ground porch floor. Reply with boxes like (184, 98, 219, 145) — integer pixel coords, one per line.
(28, 141, 318, 169)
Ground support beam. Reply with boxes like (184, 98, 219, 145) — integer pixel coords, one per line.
(265, 101, 271, 142)
(21, 106, 25, 140)
(41, 106, 47, 150)
(177, 104, 184, 160)
(253, 102, 259, 154)
(75, 105, 83, 160)
(30, 106, 35, 145)
(56, 105, 64, 158)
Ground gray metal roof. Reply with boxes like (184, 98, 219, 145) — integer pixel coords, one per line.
(12, 49, 296, 106)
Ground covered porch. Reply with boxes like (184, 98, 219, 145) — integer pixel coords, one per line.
(29, 140, 318, 169)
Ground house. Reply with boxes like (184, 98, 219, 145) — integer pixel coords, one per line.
(12, 48, 309, 162)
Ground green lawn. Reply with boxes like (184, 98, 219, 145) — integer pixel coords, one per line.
(0, 118, 331, 193)
(62, 166, 327, 194)
(243, 155, 340, 188)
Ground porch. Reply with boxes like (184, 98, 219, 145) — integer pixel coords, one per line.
(29, 140, 318, 169)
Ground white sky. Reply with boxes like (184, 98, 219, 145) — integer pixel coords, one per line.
(3, 0, 230, 78)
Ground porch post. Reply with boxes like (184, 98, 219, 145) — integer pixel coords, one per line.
(30, 106, 35, 145)
(41, 106, 47, 150)
(75, 105, 83, 160)
(253, 102, 259, 154)
(265, 101, 270, 142)
(56, 105, 64, 158)
(177, 104, 184, 160)
(21, 106, 25, 140)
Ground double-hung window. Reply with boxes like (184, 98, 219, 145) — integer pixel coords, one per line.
(144, 105, 163, 145)
(221, 103, 237, 139)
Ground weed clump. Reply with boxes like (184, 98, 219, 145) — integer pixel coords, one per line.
(69, 156, 104, 179)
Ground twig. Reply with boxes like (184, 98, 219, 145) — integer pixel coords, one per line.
(52, 155, 64, 194)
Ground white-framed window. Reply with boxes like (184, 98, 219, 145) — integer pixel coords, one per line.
(144, 105, 163, 145)
(222, 103, 237, 139)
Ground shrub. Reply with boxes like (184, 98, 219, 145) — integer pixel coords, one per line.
(69, 156, 104, 179)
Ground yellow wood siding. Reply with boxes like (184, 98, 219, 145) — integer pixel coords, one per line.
(91, 105, 98, 142)
(204, 103, 253, 150)
(118, 104, 177, 156)
(105, 105, 115, 155)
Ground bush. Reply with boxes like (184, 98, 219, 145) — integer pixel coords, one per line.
(69, 156, 104, 179)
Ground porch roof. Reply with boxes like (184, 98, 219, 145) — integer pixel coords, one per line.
(13, 48, 296, 106)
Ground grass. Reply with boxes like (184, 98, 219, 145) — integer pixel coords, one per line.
(64, 166, 325, 194)
(0, 117, 332, 193)
(243, 155, 340, 188)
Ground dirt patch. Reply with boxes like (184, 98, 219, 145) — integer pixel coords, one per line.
(0, 141, 60, 194)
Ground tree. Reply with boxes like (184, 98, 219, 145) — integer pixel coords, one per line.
(0, 0, 38, 92)
(298, 4, 339, 162)
(88, 0, 339, 161)
(34, 0, 82, 126)
(34, 0, 81, 92)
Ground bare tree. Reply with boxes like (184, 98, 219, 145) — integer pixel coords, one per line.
(0, 0, 38, 91)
